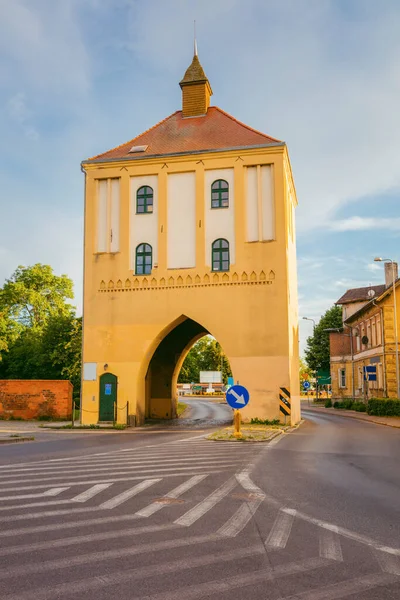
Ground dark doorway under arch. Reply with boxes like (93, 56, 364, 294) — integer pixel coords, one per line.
(145, 317, 209, 420)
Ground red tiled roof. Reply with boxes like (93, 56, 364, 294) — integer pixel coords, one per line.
(86, 107, 282, 162)
(336, 284, 386, 305)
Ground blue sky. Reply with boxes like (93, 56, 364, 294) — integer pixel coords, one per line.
(1, 0, 400, 354)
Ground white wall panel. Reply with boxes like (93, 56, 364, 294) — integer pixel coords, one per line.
(261, 165, 275, 241)
(97, 180, 108, 252)
(167, 172, 196, 268)
(246, 167, 258, 242)
(110, 179, 120, 252)
(204, 168, 235, 266)
(130, 175, 158, 269)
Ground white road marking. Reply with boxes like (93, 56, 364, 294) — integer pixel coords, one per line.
(0, 546, 266, 600)
(0, 462, 238, 487)
(136, 475, 207, 517)
(0, 533, 220, 581)
(70, 483, 112, 503)
(100, 479, 160, 509)
(175, 478, 237, 526)
(0, 523, 179, 558)
(266, 508, 296, 549)
(319, 527, 343, 562)
(0, 453, 252, 475)
(373, 548, 400, 575)
(217, 470, 266, 537)
(281, 572, 399, 599)
(0, 471, 225, 508)
(0, 487, 68, 501)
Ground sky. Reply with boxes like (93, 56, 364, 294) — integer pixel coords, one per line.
(1, 0, 400, 354)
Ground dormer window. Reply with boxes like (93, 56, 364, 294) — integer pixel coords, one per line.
(137, 186, 153, 214)
(211, 179, 229, 208)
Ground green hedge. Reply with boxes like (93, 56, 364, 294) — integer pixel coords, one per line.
(333, 400, 366, 412)
(367, 398, 400, 416)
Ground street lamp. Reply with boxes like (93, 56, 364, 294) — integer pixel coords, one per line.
(374, 257, 400, 398)
(302, 317, 318, 399)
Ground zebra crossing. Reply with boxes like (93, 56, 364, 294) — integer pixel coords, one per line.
(0, 437, 399, 599)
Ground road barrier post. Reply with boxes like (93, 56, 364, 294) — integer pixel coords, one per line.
(233, 409, 242, 438)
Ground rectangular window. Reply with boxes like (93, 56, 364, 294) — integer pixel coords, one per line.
(339, 368, 346, 388)
(371, 321, 376, 347)
(376, 318, 382, 345)
(367, 323, 371, 348)
(96, 178, 120, 253)
(357, 367, 363, 390)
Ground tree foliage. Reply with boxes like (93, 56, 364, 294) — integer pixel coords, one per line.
(0, 265, 81, 399)
(178, 336, 232, 384)
(304, 305, 342, 372)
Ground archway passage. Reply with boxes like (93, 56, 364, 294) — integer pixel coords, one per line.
(145, 318, 209, 420)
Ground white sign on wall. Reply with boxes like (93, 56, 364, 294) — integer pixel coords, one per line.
(200, 371, 222, 384)
(83, 363, 97, 381)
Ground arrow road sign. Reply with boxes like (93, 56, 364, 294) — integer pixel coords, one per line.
(225, 385, 250, 409)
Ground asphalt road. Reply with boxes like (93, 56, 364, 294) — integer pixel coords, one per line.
(0, 401, 399, 599)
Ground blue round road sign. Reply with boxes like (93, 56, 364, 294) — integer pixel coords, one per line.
(303, 381, 311, 390)
(225, 385, 250, 409)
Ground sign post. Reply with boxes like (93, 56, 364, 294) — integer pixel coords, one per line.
(225, 384, 250, 438)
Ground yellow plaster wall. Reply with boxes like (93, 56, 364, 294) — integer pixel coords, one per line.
(81, 145, 300, 425)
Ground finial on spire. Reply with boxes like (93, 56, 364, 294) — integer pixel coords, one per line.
(194, 20, 198, 56)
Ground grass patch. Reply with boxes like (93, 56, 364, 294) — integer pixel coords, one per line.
(207, 424, 286, 442)
(177, 402, 188, 417)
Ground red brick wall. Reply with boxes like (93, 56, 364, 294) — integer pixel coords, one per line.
(329, 332, 352, 357)
(0, 380, 73, 420)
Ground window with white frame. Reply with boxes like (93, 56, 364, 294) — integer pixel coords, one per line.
(371, 320, 376, 347)
(339, 368, 346, 388)
(97, 178, 120, 253)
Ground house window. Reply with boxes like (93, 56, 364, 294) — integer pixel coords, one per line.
(135, 243, 152, 275)
(212, 239, 230, 271)
(371, 321, 376, 347)
(376, 318, 382, 345)
(211, 180, 229, 209)
(136, 186, 154, 214)
(97, 178, 120, 253)
(339, 368, 346, 388)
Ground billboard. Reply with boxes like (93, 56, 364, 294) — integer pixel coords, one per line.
(200, 371, 222, 383)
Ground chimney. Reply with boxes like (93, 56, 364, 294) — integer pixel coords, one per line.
(385, 261, 398, 288)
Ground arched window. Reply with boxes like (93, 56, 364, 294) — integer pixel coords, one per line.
(212, 239, 230, 272)
(136, 186, 153, 214)
(135, 243, 152, 275)
(211, 180, 229, 208)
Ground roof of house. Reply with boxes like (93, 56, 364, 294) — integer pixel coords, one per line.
(180, 54, 209, 85)
(85, 106, 282, 163)
(336, 284, 386, 305)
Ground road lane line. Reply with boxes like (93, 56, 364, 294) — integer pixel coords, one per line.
(281, 572, 399, 599)
(373, 548, 400, 575)
(0, 533, 220, 581)
(265, 508, 296, 549)
(0, 545, 265, 600)
(0, 523, 179, 557)
(175, 478, 237, 526)
(319, 527, 343, 562)
(70, 483, 112, 503)
(0, 462, 238, 487)
(100, 479, 160, 509)
(0, 487, 68, 501)
(136, 474, 207, 517)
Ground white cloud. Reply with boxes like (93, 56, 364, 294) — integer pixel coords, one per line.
(330, 217, 400, 232)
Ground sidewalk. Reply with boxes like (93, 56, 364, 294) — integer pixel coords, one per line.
(302, 404, 400, 429)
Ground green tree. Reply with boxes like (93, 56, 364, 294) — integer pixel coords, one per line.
(0, 264, 74, 330)
(299, 358, 313, 386)
(178, 336, 232, 384)
(304, 305, 342, 372)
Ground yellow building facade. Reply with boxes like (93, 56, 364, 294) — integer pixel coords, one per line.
(331, 265, 400, 400)
(81, 52, 300, 425)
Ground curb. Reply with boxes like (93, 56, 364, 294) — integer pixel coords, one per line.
(0, 437, 35, 445)
(303, 406, 400, 429)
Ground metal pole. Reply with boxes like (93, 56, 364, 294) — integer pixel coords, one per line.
(392, 265, 400, 398)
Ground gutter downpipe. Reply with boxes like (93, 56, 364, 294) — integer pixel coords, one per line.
(80, 164, 87, 425)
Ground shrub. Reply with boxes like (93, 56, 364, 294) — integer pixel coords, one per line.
(250, 417, 281, 426)
(333, 401, 342, 409)
(324, 399, 332, 408)
(367, 398, 400, 417)
(341, 399, 353, 410)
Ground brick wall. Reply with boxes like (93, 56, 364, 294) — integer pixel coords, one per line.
(0, 380, 73, 420)
(329, 332, 352, 357)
